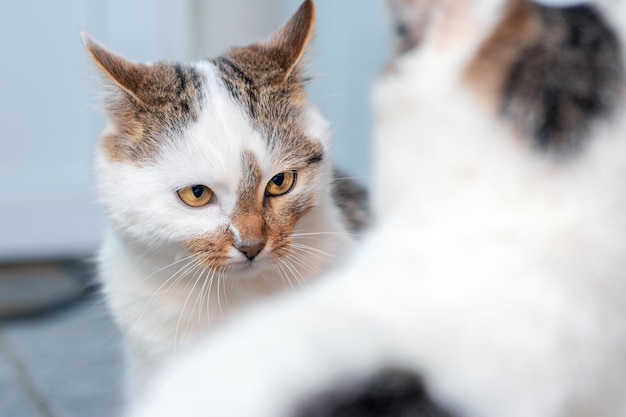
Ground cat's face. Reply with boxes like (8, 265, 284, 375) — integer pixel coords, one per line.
(88, 1, 329, 274)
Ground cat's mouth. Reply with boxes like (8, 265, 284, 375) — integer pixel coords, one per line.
(229, 256, 270, 272)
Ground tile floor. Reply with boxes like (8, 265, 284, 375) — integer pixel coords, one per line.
(0, 263, 124, 417)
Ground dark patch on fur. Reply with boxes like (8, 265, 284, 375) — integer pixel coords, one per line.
(502, 3, 623, 151)
(387, 0, 436, 53)
(85, 35, 206, 163)
(295, 370, 455, 417)
(212, 51, 315, 165)
(211, 0, 323, 175)
(394, 21, 416, 54)
(231, 151, 266, 246)
(307, 154, 324, 165)
(103, 62, 205, 163)
(172, 63, 194, 115)
(213, 56, 259, 118)
(94, 64, 204, 161)
(332, 169, 369, 235)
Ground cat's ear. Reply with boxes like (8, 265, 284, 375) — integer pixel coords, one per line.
(81, 33, 153, 105)
(264, 0, 315, 79)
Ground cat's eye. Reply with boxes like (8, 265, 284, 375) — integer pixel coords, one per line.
(265, 171, 297, 197)
(177, 185, 214, 207)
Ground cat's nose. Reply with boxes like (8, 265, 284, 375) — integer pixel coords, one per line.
(236, 242, 265, 261)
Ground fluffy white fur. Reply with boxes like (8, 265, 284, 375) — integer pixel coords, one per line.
(97, 60, 353, 386)
(127, 1, 626, 416)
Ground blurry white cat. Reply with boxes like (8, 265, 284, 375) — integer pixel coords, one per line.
(128, 0, 626, 416)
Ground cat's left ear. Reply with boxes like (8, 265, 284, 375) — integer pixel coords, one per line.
(81, 32, 156, 106)
(264, 0, 316, 80)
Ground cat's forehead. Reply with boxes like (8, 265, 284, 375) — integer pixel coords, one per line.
(98, 60, 322, 172)
(211, 50, 324, 162)
(159, 61, 324, 187)
(191, 59, 323, 168)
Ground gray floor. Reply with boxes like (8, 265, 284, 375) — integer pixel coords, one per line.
(0, 294, 124, 417)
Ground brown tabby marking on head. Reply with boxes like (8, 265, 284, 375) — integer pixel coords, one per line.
(212, 0, 323, 172)
(84, 35, 204, 163)
(231, 151, 266, 246)
(465, 1, 624, 151)
(264, 188, 316, 261)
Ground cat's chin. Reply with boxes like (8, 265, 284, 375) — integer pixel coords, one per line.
(226, 258, 274, 277)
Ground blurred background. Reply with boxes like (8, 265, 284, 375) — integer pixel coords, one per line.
(0, 1, 391, 416)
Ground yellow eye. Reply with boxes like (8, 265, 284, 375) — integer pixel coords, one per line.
(265, 171, 297, 197)
(177, 185, 214, 207)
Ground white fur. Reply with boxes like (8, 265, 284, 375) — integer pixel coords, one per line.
(128, 2, 626, 417)
(97, 60, 354, 388)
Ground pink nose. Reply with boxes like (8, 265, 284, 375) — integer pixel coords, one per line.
(236, 242, 265, 261)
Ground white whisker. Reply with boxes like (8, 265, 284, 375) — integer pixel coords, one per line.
(162, 258, 202, 295)
(278, 258, 305, 289)
(287, 251, 318, 274)
(276, 261, 296, 292)
(292, 231, 359, 238)
(216, 270, 224, 319)
(174, 262, 205, 350)
(291, 243, 340, 260)
(278, 262, 302, 292)
(195, 262, 215, 328)
(222, 268, 230, 311)
(205, 264, 219, 326)
(138, 257, 198, 322)
(144, 253, 197, 281)
(282, 258, 307, 288)
(272, 264, 290, 291)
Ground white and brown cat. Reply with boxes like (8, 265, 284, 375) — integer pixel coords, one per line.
(83, 0, 367, 388)
(128, 0, 626, 416)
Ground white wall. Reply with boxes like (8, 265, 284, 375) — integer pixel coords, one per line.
(0, 0, 389, 261)
(0, 1, 101, 260)
(0, 0, 197, 261)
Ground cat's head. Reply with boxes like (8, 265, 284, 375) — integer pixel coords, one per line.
(383, 0, 624, 145)
(86, 0, 331, 274)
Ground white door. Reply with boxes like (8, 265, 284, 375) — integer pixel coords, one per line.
(0, 1, 104, 260)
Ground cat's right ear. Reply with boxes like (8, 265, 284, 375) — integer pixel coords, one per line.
(264, 0, 316, 80)
(81, 33, 152, 105)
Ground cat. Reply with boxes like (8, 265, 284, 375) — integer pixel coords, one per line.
(83, 0, 368, 388)
(127, 0, 626, 416)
